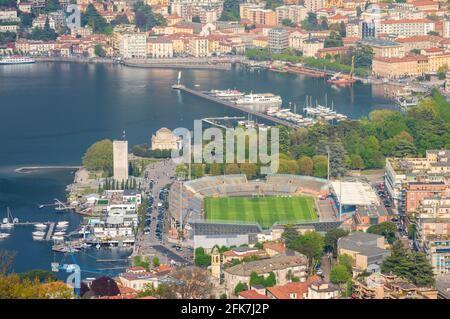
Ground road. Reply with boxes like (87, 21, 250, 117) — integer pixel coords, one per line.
(133, 159, 192, 265)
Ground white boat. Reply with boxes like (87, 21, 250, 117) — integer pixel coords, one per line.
(0, 56, 35, 65)
(1, 208, 16, 229)
(53, 231, 66, 236)
(210, 89, 244, 100)
(235, 93, 282, 108)
(57, 221, 69, 226)
(52, 235, 65, 241)
(34, 223, 47, 229)
(0, 233, 10, 240)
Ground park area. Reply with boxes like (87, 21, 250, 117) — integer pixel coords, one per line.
(204, 195, 318, 228)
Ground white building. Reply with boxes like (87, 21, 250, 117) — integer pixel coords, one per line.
(113, 140, 129, 182)
(119, 32, 147, 58)
(378, 19, 435, 38)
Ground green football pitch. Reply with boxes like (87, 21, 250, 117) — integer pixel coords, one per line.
(204, 196, 318, 228)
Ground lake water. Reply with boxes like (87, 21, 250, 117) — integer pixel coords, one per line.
(0, 62, 396, 277)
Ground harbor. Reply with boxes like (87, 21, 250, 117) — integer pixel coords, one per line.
(173, 84, 350, 129)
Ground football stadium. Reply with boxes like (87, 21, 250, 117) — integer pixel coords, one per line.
(169, 174, 329, 230)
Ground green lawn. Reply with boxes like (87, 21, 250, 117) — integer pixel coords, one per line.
(204, 195, 317, 228)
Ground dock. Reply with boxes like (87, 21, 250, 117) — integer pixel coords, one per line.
(45, 222, 56, 241)
(172, 85, 300, 129)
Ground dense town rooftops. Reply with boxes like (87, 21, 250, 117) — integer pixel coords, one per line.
(338, 232, 389, 258)
(224, 255, 307, 276)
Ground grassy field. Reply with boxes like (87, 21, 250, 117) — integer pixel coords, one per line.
(204, 195, 317, 228)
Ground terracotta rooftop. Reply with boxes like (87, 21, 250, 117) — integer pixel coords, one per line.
(263, 242, 286, 254)
(239, 289, 270, 299)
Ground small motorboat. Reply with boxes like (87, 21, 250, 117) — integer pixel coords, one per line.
(0, 233, 10, 240)
(34, 223, 47, 229)
(52, 235, 64, 241)
(53, 231, 66, 236)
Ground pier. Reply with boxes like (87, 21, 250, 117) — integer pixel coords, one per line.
(45, 222, 56, 241)
(172, 85, 300, 129)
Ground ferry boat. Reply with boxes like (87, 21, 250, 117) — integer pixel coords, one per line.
(235, 93, 282, 108)
(209, 89, 244, 100)
(0, 56, 35, 65)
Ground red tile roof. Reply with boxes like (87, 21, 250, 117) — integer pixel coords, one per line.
(239, 290, 270, 299)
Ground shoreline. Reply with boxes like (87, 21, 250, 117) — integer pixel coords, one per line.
(14, 166, 81, 173)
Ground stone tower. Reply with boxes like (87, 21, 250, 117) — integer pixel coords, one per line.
(211, 246, 222, 280)
(113, 140, 129, 182)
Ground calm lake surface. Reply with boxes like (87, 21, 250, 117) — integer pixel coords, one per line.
(0, 62, 396, 277)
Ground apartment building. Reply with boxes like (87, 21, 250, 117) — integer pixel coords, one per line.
(304, 0, 325, 12)
(378, 19, 435, 38)
(119, 32, 147, 59)
(275, 5, 307, 26)
(360, 38, 405, 59)
(384, 150, 450, 205)
(268, 28, 289, 53)
(188, 37, 209, 57)
(147, 38, 174, 58)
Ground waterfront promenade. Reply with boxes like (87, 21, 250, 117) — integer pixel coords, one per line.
(122, 56, 247, 70)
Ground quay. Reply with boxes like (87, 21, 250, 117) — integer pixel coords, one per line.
(172, 85, 300, 129)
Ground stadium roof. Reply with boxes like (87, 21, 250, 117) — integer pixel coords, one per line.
(190, 221, 262, 236)
(331, 181, 379, 206)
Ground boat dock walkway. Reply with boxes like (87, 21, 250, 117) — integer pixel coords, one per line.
(172, 85, 300, 129)
(45, 222, 56, 241)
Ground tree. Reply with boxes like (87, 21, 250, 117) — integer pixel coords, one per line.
(367, 222, 397, 244)
(330, 264, 351, 285)
(281, 18, 295, 27)
(324, 31, 343, 48)
(324, 228, 348, 257)
(282, 226, 299, 245)
(89, 276, 120, 296)
(220, 0, 243, 21)
(82, 4, 112, 34)
(138, 282, 177, 299)
(239, 163, 257, 179)
(82, 139, 113, 174)
(111, 14, 129, 27)
(152, 256, 160, 268)
(194, 247, 211, 267)
(234, 282, 248, 296)
(381, 241, 434, 287)
(338, 254, 354, 273)
(298, 156, 313, 176)
(30, 18, 57, 41)
(287, 231, 324, 272)
(19, 270, 57, 283)
(134, 2, 166, 31)
(339, 21, 346, 37)
(225, 163, 240, 174)
(354, 44, 374, 69)
(312, 155, 328, 178)
(350, 154, 364, 170)
(171, 267, 213, 299)
(94, 44, 106, 57)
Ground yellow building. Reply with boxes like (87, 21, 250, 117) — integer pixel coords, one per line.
(188, 37, 209, 57)
(253, 36, 268, 48)
(147, 38, 174, 58)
